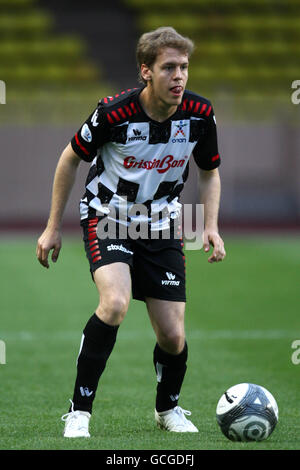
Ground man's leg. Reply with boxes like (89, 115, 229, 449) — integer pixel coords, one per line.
(146, 298, 186, 411)
(70, 262, 131, 414)
(146, 298, 198, 432)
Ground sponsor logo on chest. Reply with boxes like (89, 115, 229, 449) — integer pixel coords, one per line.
(172, 121, 187, 143)
(128, 128, 147, 142)
(123, 154, 188, 173)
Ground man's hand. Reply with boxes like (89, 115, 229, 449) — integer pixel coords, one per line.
(35, 143, 80, 269)
(203, 229, 226, 263)
(36, 228, 62, 269)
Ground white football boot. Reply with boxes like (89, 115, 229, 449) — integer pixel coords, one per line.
(61, 400, 91, 438)
(155, 406, 198, 432)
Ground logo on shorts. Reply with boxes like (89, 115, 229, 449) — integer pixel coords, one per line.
(107, 244, 133, 255)
(166, 272, 175, 280)
(161, 272, 180, 286)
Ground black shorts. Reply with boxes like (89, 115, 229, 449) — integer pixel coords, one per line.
(81, 217, 186, 302)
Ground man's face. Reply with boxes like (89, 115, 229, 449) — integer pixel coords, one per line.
(143, 47, 189, 107)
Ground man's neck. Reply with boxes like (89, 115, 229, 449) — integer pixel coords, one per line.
(139, 86, 178, 123)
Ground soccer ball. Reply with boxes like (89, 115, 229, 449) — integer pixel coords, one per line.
(216, 383, 278, 442)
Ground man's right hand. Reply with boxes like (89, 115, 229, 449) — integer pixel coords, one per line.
(35, 143, 81, 269)
(36, 227, 62, 269)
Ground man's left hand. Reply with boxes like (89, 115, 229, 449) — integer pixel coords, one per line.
(203, 230, 226, 263)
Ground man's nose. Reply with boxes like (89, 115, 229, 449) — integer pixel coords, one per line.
(173, 66, 183, 80)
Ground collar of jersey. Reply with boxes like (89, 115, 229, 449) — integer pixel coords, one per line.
(136, 86, 183, 126)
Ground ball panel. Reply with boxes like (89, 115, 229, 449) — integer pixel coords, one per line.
(216, 383, 278, 442)
(260, 385, 279, 420)
(229, 415, 270, 442)
(216, 383, 249, 415)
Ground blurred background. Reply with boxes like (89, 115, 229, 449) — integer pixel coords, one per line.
(0, 1, 299, 450)
(0, 0, 300, 233)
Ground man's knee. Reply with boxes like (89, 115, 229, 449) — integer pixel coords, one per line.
(93, 263, 131, 326)
(96, 293, 130, 326)
(158, 329, 186, 355)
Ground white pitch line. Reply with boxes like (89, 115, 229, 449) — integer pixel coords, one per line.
(187, 329, 298, 340)
(0, 329, 297, 341)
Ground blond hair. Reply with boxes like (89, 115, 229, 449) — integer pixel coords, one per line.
(136, 26, 194, 84)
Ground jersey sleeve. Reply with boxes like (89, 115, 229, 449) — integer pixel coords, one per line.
(71, 103, 109, 162)
(192, 105, 221, 171)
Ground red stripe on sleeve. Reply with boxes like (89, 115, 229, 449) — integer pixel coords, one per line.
(107, 113, 114, 124)
(75, 133, 89, 156)
(111, 111, 120, 122)
(205, 105, 212, 116)
(130, 102, 137, 114)
(194, 102, 200, 113)
(188, 100, 194, 112)
(118, 107, 126, 119)
(124, 105, 132, 116)
(200, 104, 207, 114)
(212, 154, 220, 162)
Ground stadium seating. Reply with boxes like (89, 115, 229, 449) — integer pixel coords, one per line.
(0, 0, 111, 123)
(1, 0, 299, 122)
(124, 0, 300, 102)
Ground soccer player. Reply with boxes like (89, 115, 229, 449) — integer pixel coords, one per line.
(36, 26, 226, 437)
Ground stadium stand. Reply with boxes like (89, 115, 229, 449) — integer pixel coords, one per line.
(0, 0, 112, 123)
(0, 0, 299, 122)
(124, 0, 300, 115)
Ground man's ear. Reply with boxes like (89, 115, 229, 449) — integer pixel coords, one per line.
(140, 63, 152, 83)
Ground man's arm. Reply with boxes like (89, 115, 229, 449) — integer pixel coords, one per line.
(198, 167, 226, 263)
(36, 143, 81, 268)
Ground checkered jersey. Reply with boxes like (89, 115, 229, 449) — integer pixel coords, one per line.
(71, 87, 220, 230)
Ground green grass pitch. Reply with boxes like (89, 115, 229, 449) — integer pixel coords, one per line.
(0, 234, 299, 450)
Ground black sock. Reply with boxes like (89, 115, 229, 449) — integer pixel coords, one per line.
(153, 342, 188, 413)
(71, 313, 119, 413)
